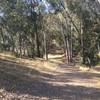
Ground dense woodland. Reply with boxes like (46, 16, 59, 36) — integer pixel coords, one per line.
(0, 0, 100, 67)
(0, 0, 100, 99)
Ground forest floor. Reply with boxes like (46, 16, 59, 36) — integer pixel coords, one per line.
(0, 53, 100, 100)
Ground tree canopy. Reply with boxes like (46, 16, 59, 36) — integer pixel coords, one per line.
(0, 0, 100, 66)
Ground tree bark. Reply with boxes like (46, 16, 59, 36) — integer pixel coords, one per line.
(43, 31, 48, 60)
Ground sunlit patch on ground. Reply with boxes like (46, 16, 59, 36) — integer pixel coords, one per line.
(0, 53, 100, 99)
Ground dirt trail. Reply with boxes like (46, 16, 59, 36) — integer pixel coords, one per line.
(0, 53, 100, 100)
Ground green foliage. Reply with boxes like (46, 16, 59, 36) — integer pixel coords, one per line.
(0, 0, 100, 67)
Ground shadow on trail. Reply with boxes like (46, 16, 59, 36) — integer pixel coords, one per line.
(0, 59, 100, 99)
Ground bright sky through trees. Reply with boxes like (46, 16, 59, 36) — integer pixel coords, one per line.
(37, 0, 55, 13)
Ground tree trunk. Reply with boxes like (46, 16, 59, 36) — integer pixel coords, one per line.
(69, 27, 73, 62)
(10, 35, 15, 53)
(19, 34, 22, 58)
(61, 23, 70, 63)
(66, 36, 70, 63)
(43, 31, 48, 60)
(0, 27, 5, 50)
(35, 29, 40, 57)
(34, 14, 41, 58)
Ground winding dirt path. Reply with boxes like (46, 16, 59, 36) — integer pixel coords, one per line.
(0, 53, 100, 100)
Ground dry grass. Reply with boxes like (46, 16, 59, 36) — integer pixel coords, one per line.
(0, 53, 59, 74)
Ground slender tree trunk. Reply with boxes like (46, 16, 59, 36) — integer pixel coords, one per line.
(66, 36, 70, 63)
(19, 34, 22, 58)
(42, 15, 48, 60)
(35, 29, 40, 57)
(34, 15, 41, 57)
(97, 43, 100, 52)
(0, 27, 5, 50)
(43, 31, 48, 60)
(10, 35, 15, 53)
(80, 18, 86, 64)
(31, 36, 35, 58)
(82, 30, 85, 64)
(69, 27, 73, 62)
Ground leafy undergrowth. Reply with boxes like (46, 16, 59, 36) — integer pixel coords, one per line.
(0, 53, 100, 100)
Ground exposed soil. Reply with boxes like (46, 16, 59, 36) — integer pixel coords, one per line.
(0, 53, 100, 100)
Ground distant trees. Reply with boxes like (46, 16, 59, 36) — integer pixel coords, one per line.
(48, 0, 100, 65)
(67, 0, 100, 66)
